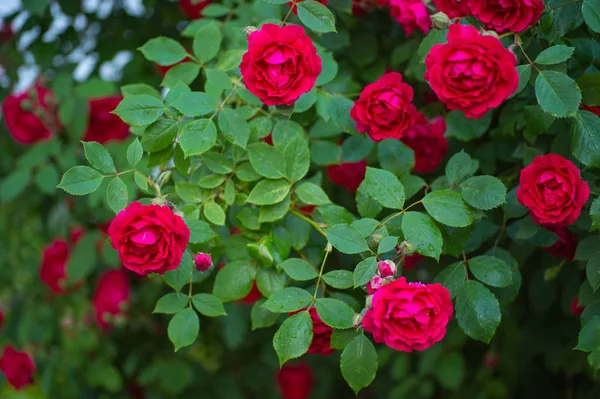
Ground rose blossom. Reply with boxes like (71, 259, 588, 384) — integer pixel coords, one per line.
(403, 253, 424, 270)
(363, 277, 453, 352)
(350, 72, 418, 141)
(367, 275, 385, 294)
(276, 363, 314, 399)
(543, 227, 577, 260)
(424, 24, 519, 118)
(467, 0, 544, 34)
(40, 229, 83, 295)
(293, 308, 334, 355)
(582, 105, 600, 117)
(240, 24, 322, 106)
(179, 0, 212, 19)
(516, 154, 589, 226)
(194, 252, 213, 272)
(0, 346, 35, 390)
(377, 260, 396, 278)
(326, 160, 367, 192)
(2, 85, 55, 145)
(571, 298, 585, 316)
(389, 0, 430, 36)
(93, 269, 131, 329)
(237, 281, 263, 305)
(401, 113, 448, 173)
(108, 202, 190, 275)
(432, 0, 471, 18)
(83, 96, 129, 144)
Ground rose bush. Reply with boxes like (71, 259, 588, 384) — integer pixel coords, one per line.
(2, 0, 600, 397)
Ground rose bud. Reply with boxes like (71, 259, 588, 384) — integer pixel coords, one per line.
(353, 313, 364, 328)
(194, 253, 213, 272)
(571, 298, 585, 316)
(367, 275, 384, 294)
(431, 11, 451, 29)
(397, 241, 415, 256)
(377, 260, 396, 278)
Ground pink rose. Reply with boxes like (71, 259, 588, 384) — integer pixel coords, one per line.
(194, 252, 213, 272)
(363, 277, 453, 351)
(40, 229, 83, 295)
(0, 346, 35, 390)
(377, 260, 396, 278)
(83, 96, 129, 144)
(240, 24, 322, 106)
(367, 275, 385, 294)
(401, 113, 448, 173)
(2, 85, 56, 145)
(326, 160, 367, 192)
(93, 269, 130, 329)
(432, 0, 471, 18)
(389, 0, 431, 36)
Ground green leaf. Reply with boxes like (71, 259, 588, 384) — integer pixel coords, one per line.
(256, 268, 287, 297)
(218, 108, 251, 149)
(176, 182, 203, 202)
(341, 135, 374, 163)
(315, 52, 339, 86)
(201, 3, 231, 16)
(262, 287, 313, 313)
(139, 37, 188, 66)
(575, 316, 600, 351)
(326, 224, 370, 254)
(468, 256, 513, 288)
(340, 335, 378, 394)
(106, 177, 128, 214)
(113, 95, 165, 126)
(206, 69, 233, 91)
(434, 352, 465, 390)
(322, 270, 353, 289)
(587, 255, 600, 291)
(328, 96, 357, 134)
(154, 293, 188, 314)
(167, 308, 199, 351)
(418, 29, 447, 62)
(572, 110, 600, 167)
(201, 152, 233, 173)
(273, 312, 313, 366)
(353, 256, 377, 287)
(141, 119, 178, 152)
(121, 83, 161, 98)
(295, 182, 331, 205)
(577, 73, 600, 106)
(161, 62, 201, 88)
(163, 252, 194, 292)
(216, 49, 246, 71)
(66, 232, 100, 282)
(402, 212, 443, 260)
(1, 169, 31, 202)
(35, 164, 59, 194)
(535, 45, 575, 65)
(82, 141, 116, 173)
(247, 179, 291, 205)
(126, 139, 143, 167)
(315, 298, 355, 329)
(251, 299, 279, 330)
(378, 139, 415, 176)
(247, 142, 286, 179)
(213, 261, 256, 302)
(535, 70, 581, 117)
(279, 258, 318, 281)
(445, 111, 492, 142)
(192, 293, 227, 317)
(179, 119, 217, 158)
(193, 22, 222, 63)
(58, 166, 104, 195)
(509, 65, 532, 99)
(171, 91, 219, 117)
(455, 280, 501, 343)
(259, 194, 291, 223)
(378, 236, 398, 254)
(203, 201, 226, 225)
(434, 262, 467, 298)
(583, 0, 600, 33)
(363, 167, 405, 210)
(591, 198, 600, 231)
(22, 0, 48, 16)
(422, 190, 475, 228)
(445, 151, 472, 186)
(460, 176, 506, 210)
(297, 1, 336, 33)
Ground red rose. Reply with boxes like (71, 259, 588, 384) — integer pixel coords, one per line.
(0, 308, 3, 331)
(93, 269, 130, 329)
(432, 0, 470, 18)
(298, 205, 315, 215)
(424, 24, 519, 119)
(108, 202, 190, 275)
(260, 133, 274, 146)
(401, 113, 448, 173)
(367, 275, 385, 294)
(326, 160, 367, 192)
(194, 252, 213, 272)
(350, 72, 418, 141)
(155, 59, 191, 77)
(292, 308, 334, 355)
(0, 24, 13, 43)
(352, 0, 376, 15)
(467, 0, 544, 34)
(83, 97, 129, 144)
(571, 298, 585, 316)
(2, 85, 55, 145)
(179, 0, 212, 19)
(287, 0, 328, 14)
(516, 154, 590, 227)
(403, 253, 424, 270)
(276, 363, 314, 399)
(237, 281, 263, 305)
(389, 0, 430, 36)
(582, 105, 600, 117)
(362, 277, 453, 352)
(543, 227, 577, 260)
(240, 24, 322, 106)
(0, 346, 35, 390)
(40, 229, 84, 294)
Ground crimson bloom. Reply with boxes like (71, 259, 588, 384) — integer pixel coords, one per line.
(2, 85, 55, 145)
(326, 160, 367, 192)
(0, 346, 35, 390)
(83, 97, 129, 144)
(93, 269, 131, 329)
(276, 363, 314, 399)
(401, 113, 448, 173)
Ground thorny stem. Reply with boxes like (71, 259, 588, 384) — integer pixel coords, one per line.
(290, 209, 327, 237)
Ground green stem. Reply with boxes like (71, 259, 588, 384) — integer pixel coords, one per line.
(378, 200, 422, 228)
(311, 243, 332, 303)
(290, 210, 327, 237)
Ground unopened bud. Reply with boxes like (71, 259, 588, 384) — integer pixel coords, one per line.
(377, 260, 396, 278)
(370, 233, 383, 248)
(244, 26, 258, 38)
(194, 252, 213, 272)
(366, 275, 384, 294)
(397, 241, 415, 256)
(431, 12, 450, 30)
(365, 294, 374, 309)
(151, 197, 165, 205)
(481, 30, 500, 39)
(352, 313, 363, 328)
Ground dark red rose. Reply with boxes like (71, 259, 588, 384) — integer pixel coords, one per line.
(194, 252, 213, 272)
(350, 72, 418, 141)
(401, 113, 448, 173)
(326, 160, 367, 192)
(260, 133, 274, 146)
(424, 24, 519, 119)
(83, 97, 129, 144)
(543, 227, 577, 260)
(240, 24, 322, 106)
(287, 0, 328, 14)
(108, 202, 190, 275)
(582, 105, 600, 118)
(292, 308, 334, 355)
(2, 85, 55, 145)
(403, 253, 424, 270)
(0, 24, 13, 43)
(571, 298, 585, 316)
(298, 205, 315, 215)
(389, 0, 431, 36)
(276, 363, 314, 399)
(467, 0, 544, 34)
(237, 281, 263, 305)
(93, 269, 130, 330)
(179, 0, 212, 19)
(516, 154, 590, 227)
(230, 226, 242, 236)
(40, 239, 70, 294)
(363, 277, 453, 352)
(432, 0, 471, 18)
(0, 346, 35, 390)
